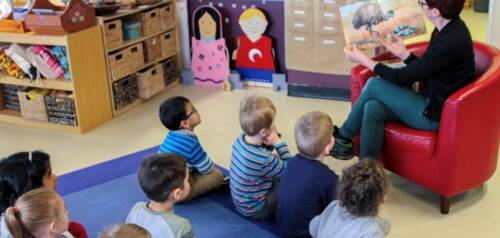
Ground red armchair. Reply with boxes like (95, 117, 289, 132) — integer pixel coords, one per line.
(350, 41, 500, 214)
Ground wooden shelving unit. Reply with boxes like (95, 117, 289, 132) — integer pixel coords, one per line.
(98, 0, 180, 117)
(111, 54, 173, 83)
(0, 76, 74, 91)
(0, 26, 112, 133)
(107, 29, 166, 53)
(0, 31, 68, 46)
(100, 1, 171, 22)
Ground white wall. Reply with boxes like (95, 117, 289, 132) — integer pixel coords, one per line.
(488, 0, 500, 48)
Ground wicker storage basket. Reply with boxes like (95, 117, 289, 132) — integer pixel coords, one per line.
(18, 89, 49, 122)
(136, 64, 165, 99)
(45, 91, 78, 126)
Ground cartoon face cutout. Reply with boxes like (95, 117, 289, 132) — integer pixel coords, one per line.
(239, 15, 268, 39)
(198, 12, 216, 40)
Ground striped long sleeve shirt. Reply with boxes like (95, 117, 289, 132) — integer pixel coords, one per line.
(159, 130, 214, 175)
(229, 133, 292, 217)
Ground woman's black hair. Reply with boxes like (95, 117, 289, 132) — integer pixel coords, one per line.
(193, 6, 221, 40)
(0, 151, 51, 213)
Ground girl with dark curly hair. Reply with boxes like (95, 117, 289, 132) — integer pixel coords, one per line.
(309, 160, 391, 237)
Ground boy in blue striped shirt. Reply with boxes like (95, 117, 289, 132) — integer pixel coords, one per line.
(230, 95, 292, 219)
(158, 96, 224, 201)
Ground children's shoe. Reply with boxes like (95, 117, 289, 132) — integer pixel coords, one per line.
(214, 176, 230, 194)
(329, 126, 355, 160)
(222, 176, 230, 185)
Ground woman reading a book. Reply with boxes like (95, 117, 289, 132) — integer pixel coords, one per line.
(330, 0, 475, 160)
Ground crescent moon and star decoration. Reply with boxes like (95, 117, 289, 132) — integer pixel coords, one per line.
(234, 8, 275, 84)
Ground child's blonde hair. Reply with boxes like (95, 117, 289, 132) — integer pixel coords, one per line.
(295, 111, 333, 158)
(4, 188, 64, 238)
(239, 8, 267, 22)
(99, 224, 151, 238)
(239, 95, 276, 136)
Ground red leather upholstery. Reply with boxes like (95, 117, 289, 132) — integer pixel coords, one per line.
(350, 41, 500, 212)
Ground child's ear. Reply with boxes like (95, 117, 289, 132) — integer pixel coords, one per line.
(49, 221, 56, 234)
(179, 119, 189, 129)
(171, 188, 182, 201)
(323, 136, 334, 155)
(258, 128, 268, 138)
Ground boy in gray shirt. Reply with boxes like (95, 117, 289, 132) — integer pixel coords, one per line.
(127, 153, 195, 238)
(309, 159, 391, 238)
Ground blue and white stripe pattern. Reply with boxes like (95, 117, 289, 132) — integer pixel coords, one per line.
(229, 133, 292, 217)
(159, 130, 214, 175)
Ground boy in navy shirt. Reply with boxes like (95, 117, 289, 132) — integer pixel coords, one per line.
(277, 111, 339, 238)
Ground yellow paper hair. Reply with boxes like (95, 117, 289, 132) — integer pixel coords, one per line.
(239, 8, 266, 22)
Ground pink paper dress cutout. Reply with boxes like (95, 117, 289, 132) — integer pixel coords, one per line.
(191, 37, 229, 87)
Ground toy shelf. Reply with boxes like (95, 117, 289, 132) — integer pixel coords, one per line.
(0, 108, 81, 133)
(107, 29, 166, 53)
(100, 1, 172, 22)
(98, 0, 180, 116)
(0, 76, 74, 91)
(0, 26, 112, 133)
(0, 31, 67, 46)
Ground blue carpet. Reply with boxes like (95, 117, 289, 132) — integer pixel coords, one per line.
(58, 146, 280, 238)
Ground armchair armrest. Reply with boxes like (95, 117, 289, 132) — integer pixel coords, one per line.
(351, 66, 376, 105)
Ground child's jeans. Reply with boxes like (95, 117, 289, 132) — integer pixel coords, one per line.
(182, 168, 224, 202)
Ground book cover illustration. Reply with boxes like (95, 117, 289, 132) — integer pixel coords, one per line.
(340, 0, 426, 49)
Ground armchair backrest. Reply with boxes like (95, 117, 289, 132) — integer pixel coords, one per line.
(472, 42, 498, 78)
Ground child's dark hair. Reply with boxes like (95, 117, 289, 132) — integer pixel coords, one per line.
(338, 160, 388, 217)
(0, 151, 51, 213)
(159, 96, 190, 130)
(138, 153, 187, 202)
(193, 6, 221, 40)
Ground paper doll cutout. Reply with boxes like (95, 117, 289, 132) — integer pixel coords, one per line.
(191, 5, 229, 88)
(233, 8, 275, 83)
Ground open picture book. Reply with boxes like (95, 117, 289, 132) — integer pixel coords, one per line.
(340, 0, 427, 50)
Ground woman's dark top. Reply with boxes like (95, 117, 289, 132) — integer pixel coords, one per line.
(374, 17, 475, 121)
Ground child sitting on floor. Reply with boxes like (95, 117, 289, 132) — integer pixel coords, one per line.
(229, 95, 292, 220)
(99, 224, 151, 238)
(158, 96, 225, 201)
(309, 159, 391, 237)
(4, 188, 73, 238)
(277, 111, 339, 238)
(0, 151, 87, 238)
(126, 153, 194, 238)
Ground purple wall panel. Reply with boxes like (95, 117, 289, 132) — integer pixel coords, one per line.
(188, 0, 286, 73)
